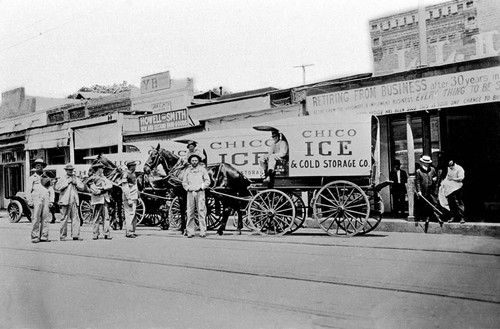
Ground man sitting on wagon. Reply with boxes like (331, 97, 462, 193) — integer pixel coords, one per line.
(260, 129, 289, 185)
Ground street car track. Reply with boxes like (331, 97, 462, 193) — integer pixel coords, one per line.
(1, 245, 499, 305)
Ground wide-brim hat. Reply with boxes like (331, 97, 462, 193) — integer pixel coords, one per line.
(125, 160, 138, 167)
(33, 158, 47, 168)
(91, 162, 104, 169)
(186, 140, 197, 148)
(187, 153, 202, 162)
(64, 164, 75, 170)
(419, 155, 433, 164)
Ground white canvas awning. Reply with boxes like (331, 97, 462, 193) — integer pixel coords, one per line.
(74, 123, 121, 149)
(25, 128, 69, 150)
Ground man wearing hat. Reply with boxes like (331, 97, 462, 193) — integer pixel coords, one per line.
(183, 140, 206, 167)
(121, 160, 139, 238)
(88, 162, 113, 240)
(26, 158, 55, 243)
(182, 153, 211, 238)
(259, 130, 288, 185)
(55, 163, 85, 241)
(415, 155, 440, 223)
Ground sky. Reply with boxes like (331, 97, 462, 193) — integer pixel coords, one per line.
(0, 0, 445, 98)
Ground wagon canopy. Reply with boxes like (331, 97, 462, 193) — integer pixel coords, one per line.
(253, 114, 374, 177)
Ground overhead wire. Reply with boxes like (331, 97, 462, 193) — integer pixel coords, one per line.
(0, 6, 103, 54)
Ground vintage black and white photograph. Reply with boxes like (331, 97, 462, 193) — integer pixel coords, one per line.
(0, 0, 499, 328)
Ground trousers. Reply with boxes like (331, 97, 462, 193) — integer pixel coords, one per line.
(92, 203, 110, 237)
(123, 200, 137, 236)
(31, 194, 51, 241)
(186, 190, 207, 236)
(60, 202, 80, 238)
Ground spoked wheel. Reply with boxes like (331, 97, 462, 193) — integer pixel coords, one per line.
(312, 180, 370, 237)
(168, 197, 183, 230)
(356, 189, 384, 235)
(78, 199, 94, 225)
(7, 200, 23, 223)
(135, 198, 146, 225)
(205, 194, 223, 230)
(247, 189, 296, 236)
(287, 193, 306, 234)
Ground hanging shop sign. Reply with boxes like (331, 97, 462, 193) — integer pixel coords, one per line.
(141, 71, 171, 94)
(306, 66, 500, 116)
(138, 109, 190, 133)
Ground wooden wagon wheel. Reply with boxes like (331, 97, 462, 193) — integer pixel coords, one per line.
(78, 199, 94, 225)
(355, 189, 384, 235)
(312, 180, 370, 237)
(205, 194, 224, 230)
(247, 189, 296, 236)
(287, 193, 306, 234)
(135, 198, 146, 225)
(168, 196, 183, 229)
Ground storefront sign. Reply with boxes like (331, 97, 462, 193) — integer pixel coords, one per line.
(139, 109, 190, 132)
(0, 149, 25, 164)
(141, 71, 171, 94)
(307, 67, 500, 116)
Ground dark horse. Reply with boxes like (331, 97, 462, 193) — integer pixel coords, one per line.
(143, 144, 252, 235)
(88, 155, 125, 230)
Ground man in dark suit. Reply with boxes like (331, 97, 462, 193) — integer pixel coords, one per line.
(390, 160, 408, 216)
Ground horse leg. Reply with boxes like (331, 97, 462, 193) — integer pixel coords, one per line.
(217, 207, 231, 236)
(235, 209, 243, 235)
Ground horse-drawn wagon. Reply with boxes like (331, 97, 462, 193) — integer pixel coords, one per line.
(143, 113, 389, 237)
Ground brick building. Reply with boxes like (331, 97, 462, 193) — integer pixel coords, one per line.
(370, 0, 500, 75)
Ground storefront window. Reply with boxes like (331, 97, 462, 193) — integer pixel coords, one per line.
(47, 147, 68, 165)
(390, 113, 440, 172)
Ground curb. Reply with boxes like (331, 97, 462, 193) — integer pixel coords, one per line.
(304, 218, 500, 237)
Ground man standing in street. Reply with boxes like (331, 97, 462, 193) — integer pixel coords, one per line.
(55, 163, 84, 241)
(121, 160, 139, 238)
(415, 155, 440, 223)
(88, 162, 113, 240)
(26, 158, 54, 243)
(389, 160, 408, 216)
(182, 154, 211, 238)
(443, 160, 466, 224)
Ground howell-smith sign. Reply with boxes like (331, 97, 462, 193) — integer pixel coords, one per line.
(139, 109, 190, 132)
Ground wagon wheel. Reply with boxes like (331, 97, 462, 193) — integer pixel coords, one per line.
(356, 189, 384, 235)
(287, 193, 306, 234)
(168, 197, 183, 229)
(7, 200, 23, 223)
(247, 189, 296, 236)
(135, 198, 146, 225)
(78, 199, 94, 225)
(312, 180, 370, 237)
(206, 194, 223, 230)
(232, 210, 252, 229)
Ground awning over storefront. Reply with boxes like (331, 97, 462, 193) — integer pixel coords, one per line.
(74, 122, 121, 149)
(25, 128, 69, 150)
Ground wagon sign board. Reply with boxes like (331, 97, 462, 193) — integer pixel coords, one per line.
(175, 129, 271, 179)
(256, 114, 373, 177)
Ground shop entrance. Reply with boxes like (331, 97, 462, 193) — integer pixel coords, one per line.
(441, 104, 500, 222)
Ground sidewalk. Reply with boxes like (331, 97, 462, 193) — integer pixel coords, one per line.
(2, 209, 499, 237)
(303, 215, 500, 237)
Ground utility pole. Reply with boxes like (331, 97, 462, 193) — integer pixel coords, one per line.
(293, 64, 314, 85)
